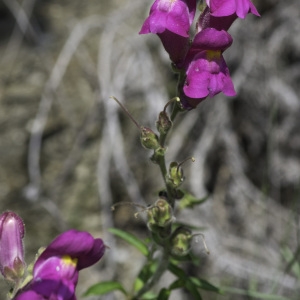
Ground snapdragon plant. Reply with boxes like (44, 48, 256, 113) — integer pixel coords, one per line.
(0, 1, 261, 299)
(85, 1, 260, 299)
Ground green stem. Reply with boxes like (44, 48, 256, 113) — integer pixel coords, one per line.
(133, 250, 169, 299)
(170, 101, 180, 122)
(156, 154, 168, 182)
(159, 132, 167, 148)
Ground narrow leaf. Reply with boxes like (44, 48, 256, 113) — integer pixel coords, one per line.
(189, 277, 222, 293)
(222, 286, 292, 300)
(169, 279, 185, 290)
(185, 280, 203, 300)
(140, 292, 158, 299)
(134, 262, 157, 292)
(108, 228, 149, 256)
(281, 245, 300, 279)
(168, 263, 186, 279)
(157, 288, 171, 300)
(168, 264, 203, 299)
(84, 281, 127, 296)
(178, 190, 208, 209)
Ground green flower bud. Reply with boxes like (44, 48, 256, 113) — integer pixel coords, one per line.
(140, 127, 160, 150)
(147, 198, 174, 240)
(147, 199, 174, 229)
(147, 222, 172, 240)
(170, 227, 192, 257)
(168, 161, 184, 188)
(156, 111, 172, 135)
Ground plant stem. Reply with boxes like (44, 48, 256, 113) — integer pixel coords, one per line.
(170, 101, 180, 122)
(133, 250, 169, 299)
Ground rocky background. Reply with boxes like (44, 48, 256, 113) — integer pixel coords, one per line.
(0, 0, 299, 299)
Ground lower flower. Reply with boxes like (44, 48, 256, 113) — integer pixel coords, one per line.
(182, 49, 236, 109)
(14, 230, 105, 300)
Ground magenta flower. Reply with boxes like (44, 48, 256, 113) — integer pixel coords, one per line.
(206, 0, 260, 19)
(139, 0, 196, 64)
(14, 291, 45, 300)
(0, 211, 25, 283)
(182, 49, 236, 108)
(182, 28, 233, 66)
(197, 6, 238, 31)
(157, 30, 190, 65)
(14, 230, 105, 300)
(139, 0, 196, 37)
(179, 28, 235, 109)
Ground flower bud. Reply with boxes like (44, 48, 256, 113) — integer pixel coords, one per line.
(140, 127, 160, 150)
(147, 199, 174, 228)
(168, 161, 184, 188)
(156, 111, 172, 135)
(0, 212, 26, 282)
(170, 227, 192, 257)
(147, 199, 174, 240)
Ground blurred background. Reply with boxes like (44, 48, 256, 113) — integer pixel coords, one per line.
(0, 0, 299, 299)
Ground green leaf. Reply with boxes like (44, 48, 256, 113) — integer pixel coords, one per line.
(221, 286, 291, 300)
(185, 280, 203, 300)
(169, 279, 185, 290)
(83, 281, 127, 296)
(134, 262, 157, 292)
(189, 277, 222, 293)
(108, 228, 149, 256)
(169, 253, 201, 265)
(178, 190, 208, 209)
(168, 264, 203, 299)
(140, 291, 158, 299)
(281, 245, 300, 279)
(168, 263, 186, 279)
(157, 288, 171, 300)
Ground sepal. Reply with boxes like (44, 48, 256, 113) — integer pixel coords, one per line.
(170, 227, 193, 257)
(140, 127, 160, 150)
(156, 111, 172, 135)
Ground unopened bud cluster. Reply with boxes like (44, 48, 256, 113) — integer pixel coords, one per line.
(145, 198, 199, 257)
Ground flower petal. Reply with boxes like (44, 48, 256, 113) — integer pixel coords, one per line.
(34, 230, 105, 273)
(183, 50, 236, 99)
(14, 291, 46, 300)
(192, 28, 233, 51)
(139, 0, 196, 37)
(207, 0, 260, 18)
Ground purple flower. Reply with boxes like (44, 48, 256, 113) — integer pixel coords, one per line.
(182, 49, 236, 108)
(179, 28, 235, 109)
(14, 291, 45, 300)
(139, 0, 196, 64)
(198, 0, 260, 32)
(0, 211, 25, 283)
(157, 30, 190, 65)
(139, 0, 196, 37)
(206, 0, 260, 19)
(197, 6, 237, 31)
(14, 230, 105, 300)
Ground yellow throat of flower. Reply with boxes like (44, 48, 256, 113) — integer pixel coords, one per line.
(61, 255, 78, 267)
(206, 50, 221, 61)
